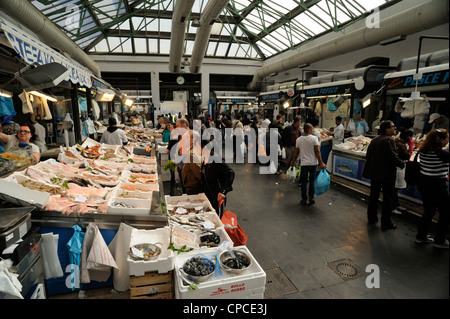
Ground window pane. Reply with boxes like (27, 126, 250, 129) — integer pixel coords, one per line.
(135, 38, 147, 53)
(160, 39, 170, 53)
(149, 39, 158, 54)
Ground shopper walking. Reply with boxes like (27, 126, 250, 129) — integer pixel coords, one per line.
(415, 129, 449, 249)
(281, 117, 301, 172)
(362, 120, 405, 230)
(291, 123, 327, 205)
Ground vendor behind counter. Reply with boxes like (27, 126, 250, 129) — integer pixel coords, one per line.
(0, 122, 40, 165)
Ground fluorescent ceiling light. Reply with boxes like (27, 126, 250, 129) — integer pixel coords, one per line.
(29, 91, 58, 102)
(124, 98, 134, 107)
(0, 89, 13, 98)
(362, 93, 373, 108)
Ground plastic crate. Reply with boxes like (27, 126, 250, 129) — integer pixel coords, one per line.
(127, 227, 175, 276)
(173, 246, 266, 299)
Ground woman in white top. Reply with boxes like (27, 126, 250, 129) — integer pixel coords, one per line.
(100, 118, 128, 145)
(0, 123, 40, 164)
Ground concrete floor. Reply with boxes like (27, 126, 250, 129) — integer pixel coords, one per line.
(222, 162, 449, 299)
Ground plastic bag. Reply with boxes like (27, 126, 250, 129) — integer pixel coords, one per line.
(347, 118, 355, 135)
(314, 169, 330, 196)
(327, 100, 337, 112)
(286, 166, 298, 183)
(281, 147, 286, 160)
(221, 210, 248, 246)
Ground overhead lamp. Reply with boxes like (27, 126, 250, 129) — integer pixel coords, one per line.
(29, 91, 58, 102)
(332, 95, 345, 108)
(15, 62, 70, 91)
(95, 88, 115, 102)
(361, 93, 373, 108)
(0, 89, 13, 98)
(124, 98, 134, 107)
(283, 101, 290, 108)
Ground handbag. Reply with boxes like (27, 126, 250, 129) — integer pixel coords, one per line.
(404, 152, 420, 185)
(221, 210, 248, 246)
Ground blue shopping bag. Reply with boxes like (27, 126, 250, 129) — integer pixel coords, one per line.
(315, 169, 330, 196)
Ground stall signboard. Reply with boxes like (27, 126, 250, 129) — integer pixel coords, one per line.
(385, 69, 449, 90)
(0, 17, 93, 88)
(303, 85, 349, 97)
(259, 92, 279, 101)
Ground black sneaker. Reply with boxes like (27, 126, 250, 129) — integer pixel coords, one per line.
(300, 200, 308, 206)
(415, 235, 434, 244)
(308, 199, 315, 206)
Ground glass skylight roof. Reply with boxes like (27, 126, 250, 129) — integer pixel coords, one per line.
(29, 0, 396, 60)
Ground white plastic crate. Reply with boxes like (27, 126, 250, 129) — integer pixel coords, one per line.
(107, 197, 152, 215)
(194, 227, 233, 250)
(173, 246, 266, 299)
(127, 227, 175, 276)
(171, 224, 199, 250)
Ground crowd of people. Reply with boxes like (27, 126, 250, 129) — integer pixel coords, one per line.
(1, 107, 447, 248)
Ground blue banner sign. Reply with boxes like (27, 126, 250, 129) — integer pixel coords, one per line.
(385, 70, 449, 90)
(1, 19, 93, 88)
(303, 85, 347, 97)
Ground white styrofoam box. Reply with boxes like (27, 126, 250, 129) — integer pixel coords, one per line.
(0, 175, 50, 208)
(164, 193, 214, 211)
(57, 151, 83, 165)
(107, 197, 151, 215)
(119, 181, 159, 193)
(198, 211, 223, 229)
(127, 227, 175, 275)
(81, 137, 101, 148)
(131, 154, 157, 164)
(114, 188, 153, 200)
(171, 224, 199, 250)
(173, 246, 266, 299)
(122, 170, 158, 184)
(194, 227, 233, 250)
(160, 169, 171, 182)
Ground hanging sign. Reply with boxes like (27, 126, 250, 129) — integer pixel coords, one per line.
(0, 18, 93, 88)
(385, 70, 449, 90)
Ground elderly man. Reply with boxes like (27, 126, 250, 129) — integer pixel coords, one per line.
(429, 113, 449, 131)
(362, 120, 405, 231)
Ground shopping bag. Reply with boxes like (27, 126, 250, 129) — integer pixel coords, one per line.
(314, 169, 330, 196)
(395, 166, 407, 189)
(221, 210, 248, 246)
(281, 147, 286, 160)
(404, 152, 420, 185)
(286, 166, 298, 183)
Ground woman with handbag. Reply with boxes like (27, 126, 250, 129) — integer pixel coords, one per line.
(415, 129, 449, 249)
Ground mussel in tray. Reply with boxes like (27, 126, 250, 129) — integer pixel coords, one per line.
(219, 249, 251, 272)
(200, 232, 221, 248)
(181, 256, 215, 282)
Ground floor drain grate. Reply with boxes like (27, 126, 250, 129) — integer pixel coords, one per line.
(327, 258, 364, 281)
(264, 267, 298, 299)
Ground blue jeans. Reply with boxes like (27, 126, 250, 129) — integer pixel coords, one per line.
(300, 165, 317, 201)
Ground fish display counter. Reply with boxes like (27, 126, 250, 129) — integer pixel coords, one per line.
(328, 137, 423, 204)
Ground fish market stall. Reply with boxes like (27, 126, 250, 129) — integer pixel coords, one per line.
(0, 140, 168, 296)
(328, 135, 424, 204)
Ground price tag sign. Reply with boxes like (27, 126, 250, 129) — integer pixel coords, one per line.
(175, 207, 187, 215)
(74, 196, 87, 203)
(202, 221, 215, 229)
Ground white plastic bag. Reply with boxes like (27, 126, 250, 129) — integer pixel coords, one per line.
(395, 166, 407, 189)
(281, 147, 286, 160)
(286, 166, 298, 183)
(41, 233, 64, 279)
(347, 119, 355, 135)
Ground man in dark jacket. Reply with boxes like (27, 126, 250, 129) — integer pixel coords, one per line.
(362, 120, 405, 230)
(202, 161, 235, 218)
